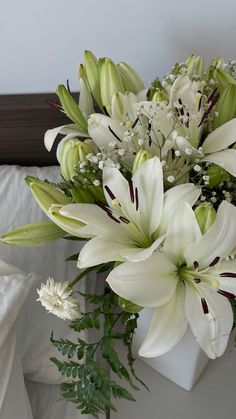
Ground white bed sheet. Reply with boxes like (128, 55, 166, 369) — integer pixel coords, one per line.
(0, 165, 94, 419)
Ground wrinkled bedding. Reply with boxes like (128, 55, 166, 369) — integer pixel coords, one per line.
(0, 165, 95, 419)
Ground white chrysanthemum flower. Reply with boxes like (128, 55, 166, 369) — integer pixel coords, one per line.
(37, 277, 80, 320)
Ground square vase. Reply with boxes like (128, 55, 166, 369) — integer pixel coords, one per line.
(132, 308, 209, 391)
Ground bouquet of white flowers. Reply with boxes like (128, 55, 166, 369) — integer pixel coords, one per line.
(3, 51, 236, 417)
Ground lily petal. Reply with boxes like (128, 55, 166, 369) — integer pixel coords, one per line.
(106, 252, 178, 307)
(60, 203, 128, 238)
(132, 157, 163, 236)
(120, 235, 165, 262)
(77, 236, 127, 268)
(164, 202, 202, 264)
(44, 124, 87, 152)
(185, 201, 236, 269)
(88, 114, 126, 149)
(159, 183, 201, 235)
(202, 118, 236, 154)
(185, 284, 233, 359)
(217, 260, 236, 297)
(202, 149, 236, 177)
(139, 285, 187, 357)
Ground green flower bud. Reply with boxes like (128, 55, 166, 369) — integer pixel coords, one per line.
(111, 92, 124, 120)
(214, 69, 236, 93)
(1, 221, 64, 247)
(71, 187, 95, 204)
(132, 150, 152, 173)
(48, 205, 86, 238)
(78, 76, 94, 120)
(118, 297, 142, 313)
(26, 178, 71, 214)
(83, 50, 103, 109)
(56, 85, 88, 132)
(100, 58, 125, 114)
(207, 164, 230, 187)
(117, 61, 144, 94)
(60, 139, 93, 181)
(185, 54, 204, 79)
(151, 90, 167, 103)
(212, 84, 236, 129)
(194, 202, 216, 234)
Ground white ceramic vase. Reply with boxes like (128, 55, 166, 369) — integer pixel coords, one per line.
(132, 308, 209, 391)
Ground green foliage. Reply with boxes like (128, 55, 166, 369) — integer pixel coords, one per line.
(51, 288, 147, 417)
(230, 298, 236, 328)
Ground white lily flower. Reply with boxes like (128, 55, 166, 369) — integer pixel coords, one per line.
(172, 118, 236, 176)
(107, 200, 236, 359)
(60, 157, 200, 268)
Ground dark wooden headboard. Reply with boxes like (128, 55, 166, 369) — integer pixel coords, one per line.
(0, 93, 76, 166)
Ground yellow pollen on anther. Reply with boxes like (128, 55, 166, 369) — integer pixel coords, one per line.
(111, 199, 121, 208)
(126, 121, 132, 129)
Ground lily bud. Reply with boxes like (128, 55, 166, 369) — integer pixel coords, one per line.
(207, 164, 230, 187)
(185, 54, 204, 79)
(194, 202, 216, 234)
(212, 85, 236, 129)
(214, 69, 236, 93)
(71, 187, 95, 204)
(26, 178, 71, 214)
(78, 76, 94, 120)
(152, 90, 167, 103)
(56, 85, 88, 132)
(117, 61, 144, 94)
(48, 205, 87, 238)
(118, 297, 142, 313)
(132, 150, 152, 173)
(60, 139, 93, 181)
(100, 58, 125, 114)
(1, 221, 64, 247)
(111, 92, 124, 121)
(83, 50, 102, 109)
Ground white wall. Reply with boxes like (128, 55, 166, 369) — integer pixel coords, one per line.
(1, 0, 236, 93)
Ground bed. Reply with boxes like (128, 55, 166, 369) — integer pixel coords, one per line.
(0, 93, 95, 419)
(1, 93, 236, 419)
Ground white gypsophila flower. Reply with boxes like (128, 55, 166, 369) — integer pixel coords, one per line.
(107, 201, 236, 359)
(37, 277, 80, 320)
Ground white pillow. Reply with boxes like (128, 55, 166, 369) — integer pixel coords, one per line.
(0, 165, 84, 381)
(0, 256, 35, 418)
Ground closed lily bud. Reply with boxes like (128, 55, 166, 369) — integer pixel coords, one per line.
(185, 54, 204, 79)
(212, 85, 236, 129)
(194, 202, 216, 234)
(60, 139, 93, 181)
(48, 205, 87, 238)
(56, 85, 88, 132)
(83, 50, 103, 109)
(132, 150, 152, 173)
(78, 76, 94, 120)
(117, 61, 144, 94)
(118, 297, 142, 313)
(100, 58, 125, 114)
(1, 221, 64, 247)
(152, 90, 167, 103)
(214, 69, 236, 93)
(207, 164, 230, 187)
(71, 187, 95, 204)
(111, 92, 124, 121)
(26, 178, 71, 214)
